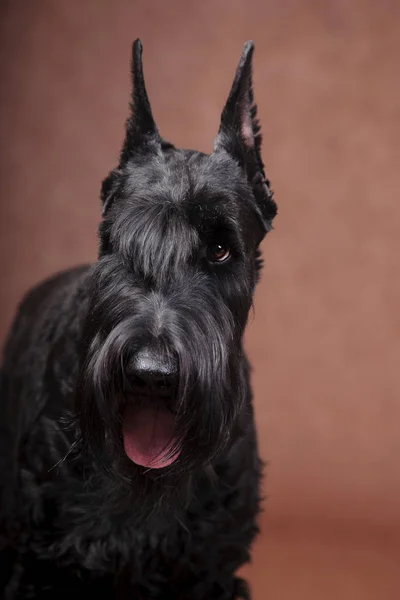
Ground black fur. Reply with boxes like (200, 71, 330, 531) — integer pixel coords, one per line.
(0, 40, 277, 599)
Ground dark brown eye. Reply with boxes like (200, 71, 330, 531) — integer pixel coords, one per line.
(207, 243, 231, 263)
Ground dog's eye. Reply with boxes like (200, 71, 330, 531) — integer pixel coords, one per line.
(207, 243, 231, 263)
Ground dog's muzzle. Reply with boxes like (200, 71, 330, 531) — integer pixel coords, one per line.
(122, 347, 180, 469)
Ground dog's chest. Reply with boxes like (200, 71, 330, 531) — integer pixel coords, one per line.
(21, 441, 255, 582)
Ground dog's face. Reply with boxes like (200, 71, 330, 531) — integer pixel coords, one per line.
(76, 41, 276, 485)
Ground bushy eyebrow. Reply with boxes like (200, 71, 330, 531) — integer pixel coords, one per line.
(111, 200, 199, 282)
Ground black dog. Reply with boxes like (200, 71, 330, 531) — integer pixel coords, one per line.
(0, 40, 277, 599)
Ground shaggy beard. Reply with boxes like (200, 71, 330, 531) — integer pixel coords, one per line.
(74, 264, 250, 518)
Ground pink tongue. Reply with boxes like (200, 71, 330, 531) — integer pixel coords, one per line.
(122, 405, 179, 469)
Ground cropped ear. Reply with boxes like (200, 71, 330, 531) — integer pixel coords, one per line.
(214, 41, 277, 232)
(101, 41, 175, 216)
(120, 39, 162, 164)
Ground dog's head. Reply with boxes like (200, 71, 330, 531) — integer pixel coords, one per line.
(76, 40, 276, 485)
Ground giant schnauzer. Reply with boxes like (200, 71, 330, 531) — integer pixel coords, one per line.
(0, 39, 277, 599)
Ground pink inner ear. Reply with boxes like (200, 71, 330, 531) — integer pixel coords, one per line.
(241, 105, 255, 149)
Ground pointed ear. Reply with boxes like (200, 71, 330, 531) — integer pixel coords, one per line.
(120, 39, 162, 163)
(214, 41, 277, 232)
(101, 40, 175, 216)
(215, 41, 257, 155)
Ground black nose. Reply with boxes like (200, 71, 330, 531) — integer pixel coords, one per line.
(129, 348, 178, 394)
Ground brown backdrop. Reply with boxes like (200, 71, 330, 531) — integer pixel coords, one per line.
(0, 1, 399, 597)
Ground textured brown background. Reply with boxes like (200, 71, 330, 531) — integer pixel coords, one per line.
(0, 1, 399, 597)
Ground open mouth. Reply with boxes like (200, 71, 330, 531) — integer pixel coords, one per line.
(121, 349, 181, 469)
(122, 403, 180, 469)
(122, 371, 181, 470)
